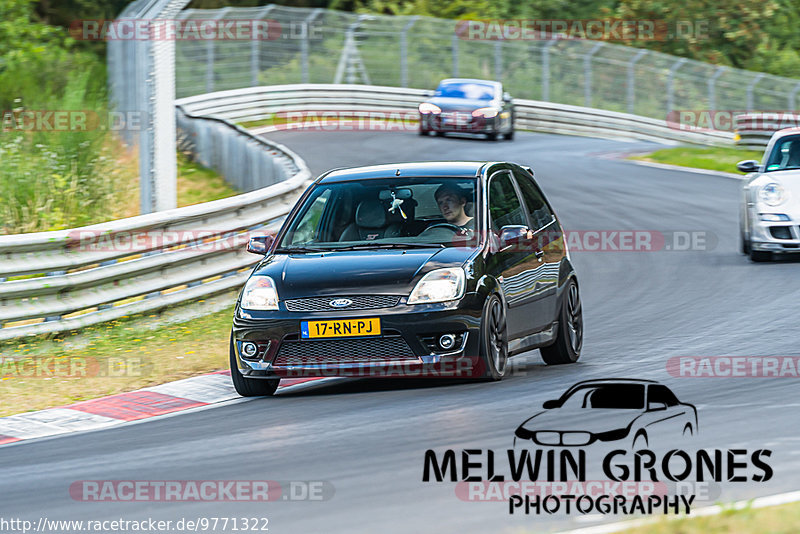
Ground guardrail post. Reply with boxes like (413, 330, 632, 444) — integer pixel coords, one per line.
(541, 38, 557, 102)
(251, 6, 275, 87)
(790, 82, 800, 111)
(708, 66, 726, 110)
(494, 41, 503, 82)
(206, 8, 230, 93)
(301, 9, 323, 84)
(666, 58, 687, 114)
(451, 34, 459, 76)
(746, 73, 765, 111)
(626, 49, 647, 114)
(400, 17, 418, 88)
(583, 42, 604, 108)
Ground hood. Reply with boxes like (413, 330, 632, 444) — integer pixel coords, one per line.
(517, 408, 643, 434)
(253, 247, 473, 299)
(425, 97, 498, 112)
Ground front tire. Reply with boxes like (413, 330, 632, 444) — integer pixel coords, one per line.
(540, 279, 582, 365)
(503, 130, 514, 141)
(749, 249, 772, 262)
(486, 132, 498, 141)
(478, 295, 508, 380)
(229, 333, 279, 397)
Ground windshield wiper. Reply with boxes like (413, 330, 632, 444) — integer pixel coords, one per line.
(331, 242, 446, 250)
(274, 246, 331, 253)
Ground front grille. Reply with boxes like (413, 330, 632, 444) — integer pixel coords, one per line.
(284, 295, 401, 312)
(273, 336, 417, 366)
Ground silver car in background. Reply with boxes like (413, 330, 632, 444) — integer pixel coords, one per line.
(739, 128, 800, 261)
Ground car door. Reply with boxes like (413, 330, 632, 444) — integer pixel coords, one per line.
(511, 167, 562, 329)
(485, 170, 550, 337)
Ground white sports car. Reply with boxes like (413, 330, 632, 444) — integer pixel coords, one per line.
(739, 128, 800, 261)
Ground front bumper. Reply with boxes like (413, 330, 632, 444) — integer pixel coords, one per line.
(749, 216, 800, 253)
(420, 113, 497, 134)
(232, 293, 485, 379)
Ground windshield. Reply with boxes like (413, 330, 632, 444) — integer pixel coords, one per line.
(278, 177, 479, 250)
(558, 384, 645, 410)
(434, 81, 496, 100)
(765, 135, 800, 171)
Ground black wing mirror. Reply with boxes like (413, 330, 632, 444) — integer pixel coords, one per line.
(542, 400, 559, 409)
(736, 160, 759, 173)
(246, 235, 274, 255)
(503, 91, 512, 102)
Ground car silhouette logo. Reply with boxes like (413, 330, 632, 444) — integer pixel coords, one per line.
(329, 298, 353, 308)
(514, 379, 698, 449)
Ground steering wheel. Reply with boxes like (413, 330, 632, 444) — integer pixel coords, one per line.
(418, 223, 470, 238)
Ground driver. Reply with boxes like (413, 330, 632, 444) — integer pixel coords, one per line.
(434, 184, 473, 231)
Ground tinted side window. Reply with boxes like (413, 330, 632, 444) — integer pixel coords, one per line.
(648, 385, 679, 406)
(488, 172, 526, 232)
(514, 171, 554, 230)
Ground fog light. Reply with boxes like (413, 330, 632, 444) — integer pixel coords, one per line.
(241, 342, 258, 358)
(439, 334, 456, 350)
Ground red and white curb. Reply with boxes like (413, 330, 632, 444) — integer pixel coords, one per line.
(0, 372, 327, 446)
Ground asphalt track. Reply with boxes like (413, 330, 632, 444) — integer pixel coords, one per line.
(2, 130, 800, 533)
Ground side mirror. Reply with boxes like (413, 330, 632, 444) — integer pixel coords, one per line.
(246, 235, 274, 255)
(736, 160, 759, 173)
(647, 401, 667, 412)
(542, 400, 559, 409)
(499, 225, 529, 250)
(503, 92, 512, 102)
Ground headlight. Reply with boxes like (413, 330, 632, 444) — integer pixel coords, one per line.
(419, 102, 441, 114)
(408, 268, 465, 304)
(241, 275, 279, 310)
(472, 107, 498, 118)
(759, 182, 786, 206)
(759, 213, 790, 222)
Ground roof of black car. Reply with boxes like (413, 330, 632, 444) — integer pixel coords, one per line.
(319, 161, 490, 183)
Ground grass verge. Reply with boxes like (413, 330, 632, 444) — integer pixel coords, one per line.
(629, 146, 763, 174)
(177, 153, 238, 207)
(619, 501, 800, 533)
(0, 300, 236, 417)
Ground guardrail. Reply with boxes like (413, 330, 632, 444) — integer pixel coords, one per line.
(1, 83, 736, 341)
(735, 113, 800, 151)
(0, 115, 311, 341)
(178, 84, 735, 147)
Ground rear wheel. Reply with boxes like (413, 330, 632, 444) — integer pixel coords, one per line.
(540, 279, 582, 365)
(229, 332, 279, 397)
(478, 295, 508, 380)
(419, 128, 429, 136)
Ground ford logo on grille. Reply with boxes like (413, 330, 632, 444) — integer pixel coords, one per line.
(329, 298, 353, 308)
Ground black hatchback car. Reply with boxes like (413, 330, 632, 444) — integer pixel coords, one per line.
(230, 162, 582, 396)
